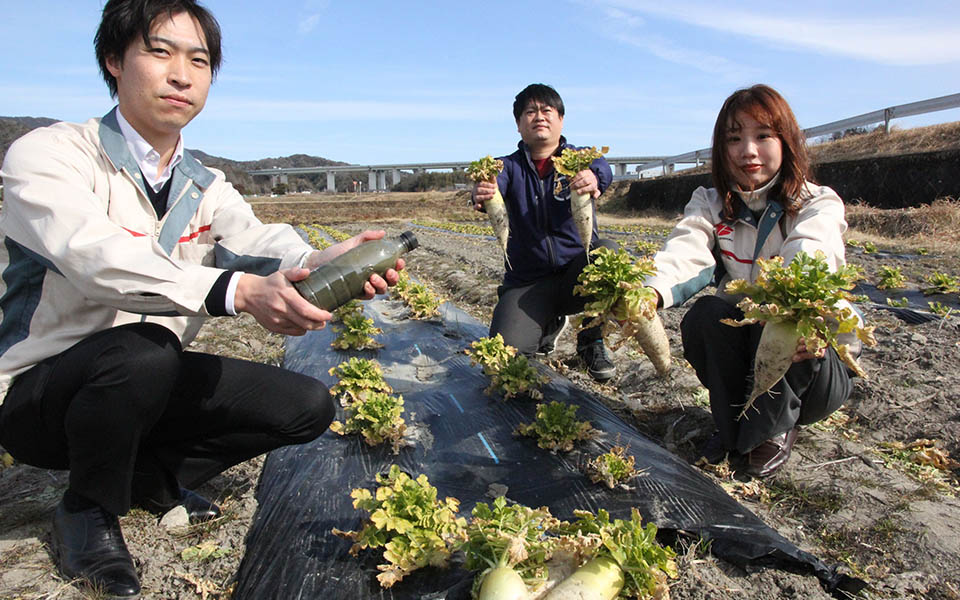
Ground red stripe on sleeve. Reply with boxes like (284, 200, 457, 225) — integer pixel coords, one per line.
(720, 249, 753, 264)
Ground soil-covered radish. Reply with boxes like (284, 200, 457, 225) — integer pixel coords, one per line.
(575, 246, 672, 376)
(721, 251, 877, 417)
(552, 146, 608, 261)
(551, 508, 677, 600)
(468, 155, 511, 267)
(543, 556, 624, 600)
(462, 497, 561, 600)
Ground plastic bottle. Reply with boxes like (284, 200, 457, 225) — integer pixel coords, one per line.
(294, 231, 419, 310)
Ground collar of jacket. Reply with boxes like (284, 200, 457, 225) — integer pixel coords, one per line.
(518, 135, 568, 172)
(734, 171, 782, 212)
(98, 107, 217, 256)
(98, 107, 216, 194)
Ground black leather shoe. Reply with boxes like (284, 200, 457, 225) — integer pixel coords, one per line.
(52, 500, 140, 598)
(179, 489, 221, 524)
(744, 428, 798, 478)
(577, 340, 616, 382)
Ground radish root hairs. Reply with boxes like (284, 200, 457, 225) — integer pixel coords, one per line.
(552, 146, 608, 261)
(721, 251, 877, 418)
(468, 155, 511, 269)
(575, 246, 672, 376)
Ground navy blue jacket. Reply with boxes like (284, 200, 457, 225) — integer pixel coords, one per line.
(495, 137, 613, 285)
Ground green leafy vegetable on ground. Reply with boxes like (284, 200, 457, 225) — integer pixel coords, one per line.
(923, 272, 959, 295)
(403, 282, 444, 319)
(329, 390, 406, 453)
(928, 301, 954, 318)
(331, 311, 383, 350)
(586, 445, 641, 489)
(875, 265, 906, 290)
(328, 357, 392, 404)
(332, 465, 467, 588)
(514, 401, 595, 452)
(885, 297, 909, 308)
(467, 335, 547, 400)
(575, 246, 672, 376)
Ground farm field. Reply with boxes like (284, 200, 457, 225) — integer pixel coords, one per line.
(1, 189, 959, 599)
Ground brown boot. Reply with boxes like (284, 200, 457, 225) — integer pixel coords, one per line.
(744, 428, 798, 478)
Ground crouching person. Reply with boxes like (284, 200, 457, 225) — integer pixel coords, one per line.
(645, 84, 859, 478)
(0, 0, 401, 597)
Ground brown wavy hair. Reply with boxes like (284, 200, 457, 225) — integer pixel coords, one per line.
(711, 84, 813, 220)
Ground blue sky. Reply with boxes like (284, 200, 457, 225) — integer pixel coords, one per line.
(2, 1, 959, 165)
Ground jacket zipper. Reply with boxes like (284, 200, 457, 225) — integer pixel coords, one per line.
(524, 145, 558, 268)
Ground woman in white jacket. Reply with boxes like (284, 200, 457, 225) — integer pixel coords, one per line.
(645, 84, 858, 478)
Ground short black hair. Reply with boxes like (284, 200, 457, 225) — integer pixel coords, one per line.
(513, 84, 565, 120)
(95, 0, 222, 98)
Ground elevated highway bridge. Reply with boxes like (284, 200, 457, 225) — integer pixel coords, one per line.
(247, 156, 677, 192)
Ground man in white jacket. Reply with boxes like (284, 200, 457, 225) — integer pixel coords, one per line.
(0, 1, 401, 596)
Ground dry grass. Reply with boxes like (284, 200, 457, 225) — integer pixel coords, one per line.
(631, 120, 960, 178)
(844, 197, 960, 257)
(809, 121, 960, 163)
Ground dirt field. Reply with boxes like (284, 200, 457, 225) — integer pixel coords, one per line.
(2, 189, 959, 600)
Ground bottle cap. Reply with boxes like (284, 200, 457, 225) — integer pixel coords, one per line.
(398, 231, 419, 252)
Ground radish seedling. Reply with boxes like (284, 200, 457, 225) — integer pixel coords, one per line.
(332, 465, 467, 588)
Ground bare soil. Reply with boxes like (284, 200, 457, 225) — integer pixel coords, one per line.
(2, 190, 959, 600)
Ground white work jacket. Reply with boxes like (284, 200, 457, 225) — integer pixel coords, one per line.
(0, 109, 314, 401)
(646, 181, 851, 309)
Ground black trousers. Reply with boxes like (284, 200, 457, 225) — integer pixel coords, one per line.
(490, 239, 619, 355)
(0, 323, 333, 516)
(680, 296, 852, 454)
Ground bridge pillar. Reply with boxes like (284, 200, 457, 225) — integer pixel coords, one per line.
(270, 174, 279, 188)
(280, 174, 289, 185)
(368, 170, 377, 192)
(326, 171, 336, 193)
(378, 171, 387, 191)
(615, 164, 626, 176)
(391, 169, 400, 186)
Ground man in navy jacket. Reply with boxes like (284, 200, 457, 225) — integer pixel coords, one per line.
(472, 84, 617, 381)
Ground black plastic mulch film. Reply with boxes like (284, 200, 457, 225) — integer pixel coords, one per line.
(234, 297, 866, 599)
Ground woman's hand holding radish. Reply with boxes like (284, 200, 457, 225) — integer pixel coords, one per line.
(793, 337, 826, 362)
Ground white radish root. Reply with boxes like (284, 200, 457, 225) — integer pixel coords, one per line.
(570, 190, 593, 261)
(542, 556, 624, 600)
(623, 312, 672, 376)
(741, 320, 801, 418)
(479, 565, 530, 600)
(487, 188, 511, 269)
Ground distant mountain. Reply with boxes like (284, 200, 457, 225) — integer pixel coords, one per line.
(0, 116, 59, 167)
(0, 116, 355, 193)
